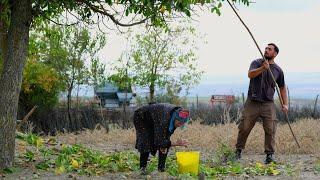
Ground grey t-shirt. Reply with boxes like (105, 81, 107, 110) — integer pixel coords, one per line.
(248, 59, 285, 102)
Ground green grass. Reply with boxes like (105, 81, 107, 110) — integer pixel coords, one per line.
(11, 132, 296, 178)
(315, 160, 320, 174)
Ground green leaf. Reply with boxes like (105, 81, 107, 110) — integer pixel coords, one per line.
(36, 161, 50, 170)
(216, 8, 221, 16)
(2, 167, 18, 174)
(24, 150, 35, 162)
(185, 9, 191, 17)
(15, 132, 26, 141)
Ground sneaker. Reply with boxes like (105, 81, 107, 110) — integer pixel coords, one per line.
(235, 149, 242, 160)
(140, 167, 147, 175)
(265, 154, 275, 164)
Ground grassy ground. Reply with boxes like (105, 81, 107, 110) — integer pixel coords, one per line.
(2, 119, 320, 179)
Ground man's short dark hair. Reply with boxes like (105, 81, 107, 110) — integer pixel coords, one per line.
(268, 43, 279, 54)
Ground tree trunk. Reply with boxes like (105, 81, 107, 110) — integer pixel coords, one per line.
(0, 0, 32, 169)
(0, 5, 8, 73)
(0, 20, 8, 64)
(122, 99, 126, 129)
(149, 81, 155, 103)
(67, 84, 73, 131)
(76, 84, 80, 110)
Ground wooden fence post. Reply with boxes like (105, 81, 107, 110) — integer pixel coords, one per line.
(313, 94, 319, 119)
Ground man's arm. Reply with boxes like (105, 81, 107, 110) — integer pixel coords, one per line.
(280, 86, 289, 113)
(248, 60, 269, 79)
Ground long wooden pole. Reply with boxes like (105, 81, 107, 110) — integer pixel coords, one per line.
(226, 0, 300, 148)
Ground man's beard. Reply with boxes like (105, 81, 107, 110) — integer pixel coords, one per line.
(264, 55, 272, 60)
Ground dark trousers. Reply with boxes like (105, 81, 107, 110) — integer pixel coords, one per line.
(236, 99, 277, 154)
(140, 150, 168, 170)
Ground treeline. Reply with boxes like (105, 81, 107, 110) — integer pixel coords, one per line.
(16, 23, 205, 134)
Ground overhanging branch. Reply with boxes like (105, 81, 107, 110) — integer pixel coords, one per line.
(78, 0, 149, 27)
(43, 15, 80, 26)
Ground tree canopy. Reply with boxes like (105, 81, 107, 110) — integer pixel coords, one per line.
(109, 24, 204, 102)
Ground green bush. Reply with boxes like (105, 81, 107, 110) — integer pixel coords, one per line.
(20, 59, 63, 111)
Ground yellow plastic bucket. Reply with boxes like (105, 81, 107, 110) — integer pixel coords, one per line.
(176, 151, 200, 175)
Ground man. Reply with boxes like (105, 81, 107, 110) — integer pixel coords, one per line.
(133, 103, 189, 174)
(235, 43, 288, 164)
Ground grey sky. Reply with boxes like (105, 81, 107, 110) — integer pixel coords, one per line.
(196, 0, 320, 75)
(76, 0, 319, 98)
(100, 0, 320, 78)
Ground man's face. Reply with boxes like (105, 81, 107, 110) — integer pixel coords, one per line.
(264, 45, 277, 60)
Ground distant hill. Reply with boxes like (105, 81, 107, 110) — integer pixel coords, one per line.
(188, 72, 320, 99)
(70, 72, 320, 100)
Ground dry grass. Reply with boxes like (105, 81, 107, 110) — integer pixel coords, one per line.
(54, 127, 136, 153)
(54, 119, 320, 155)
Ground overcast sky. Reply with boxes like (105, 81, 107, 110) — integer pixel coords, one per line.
(74, 0, 320, 98)
(100, 0, 320, 78)
(196, 0, 320, 76)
